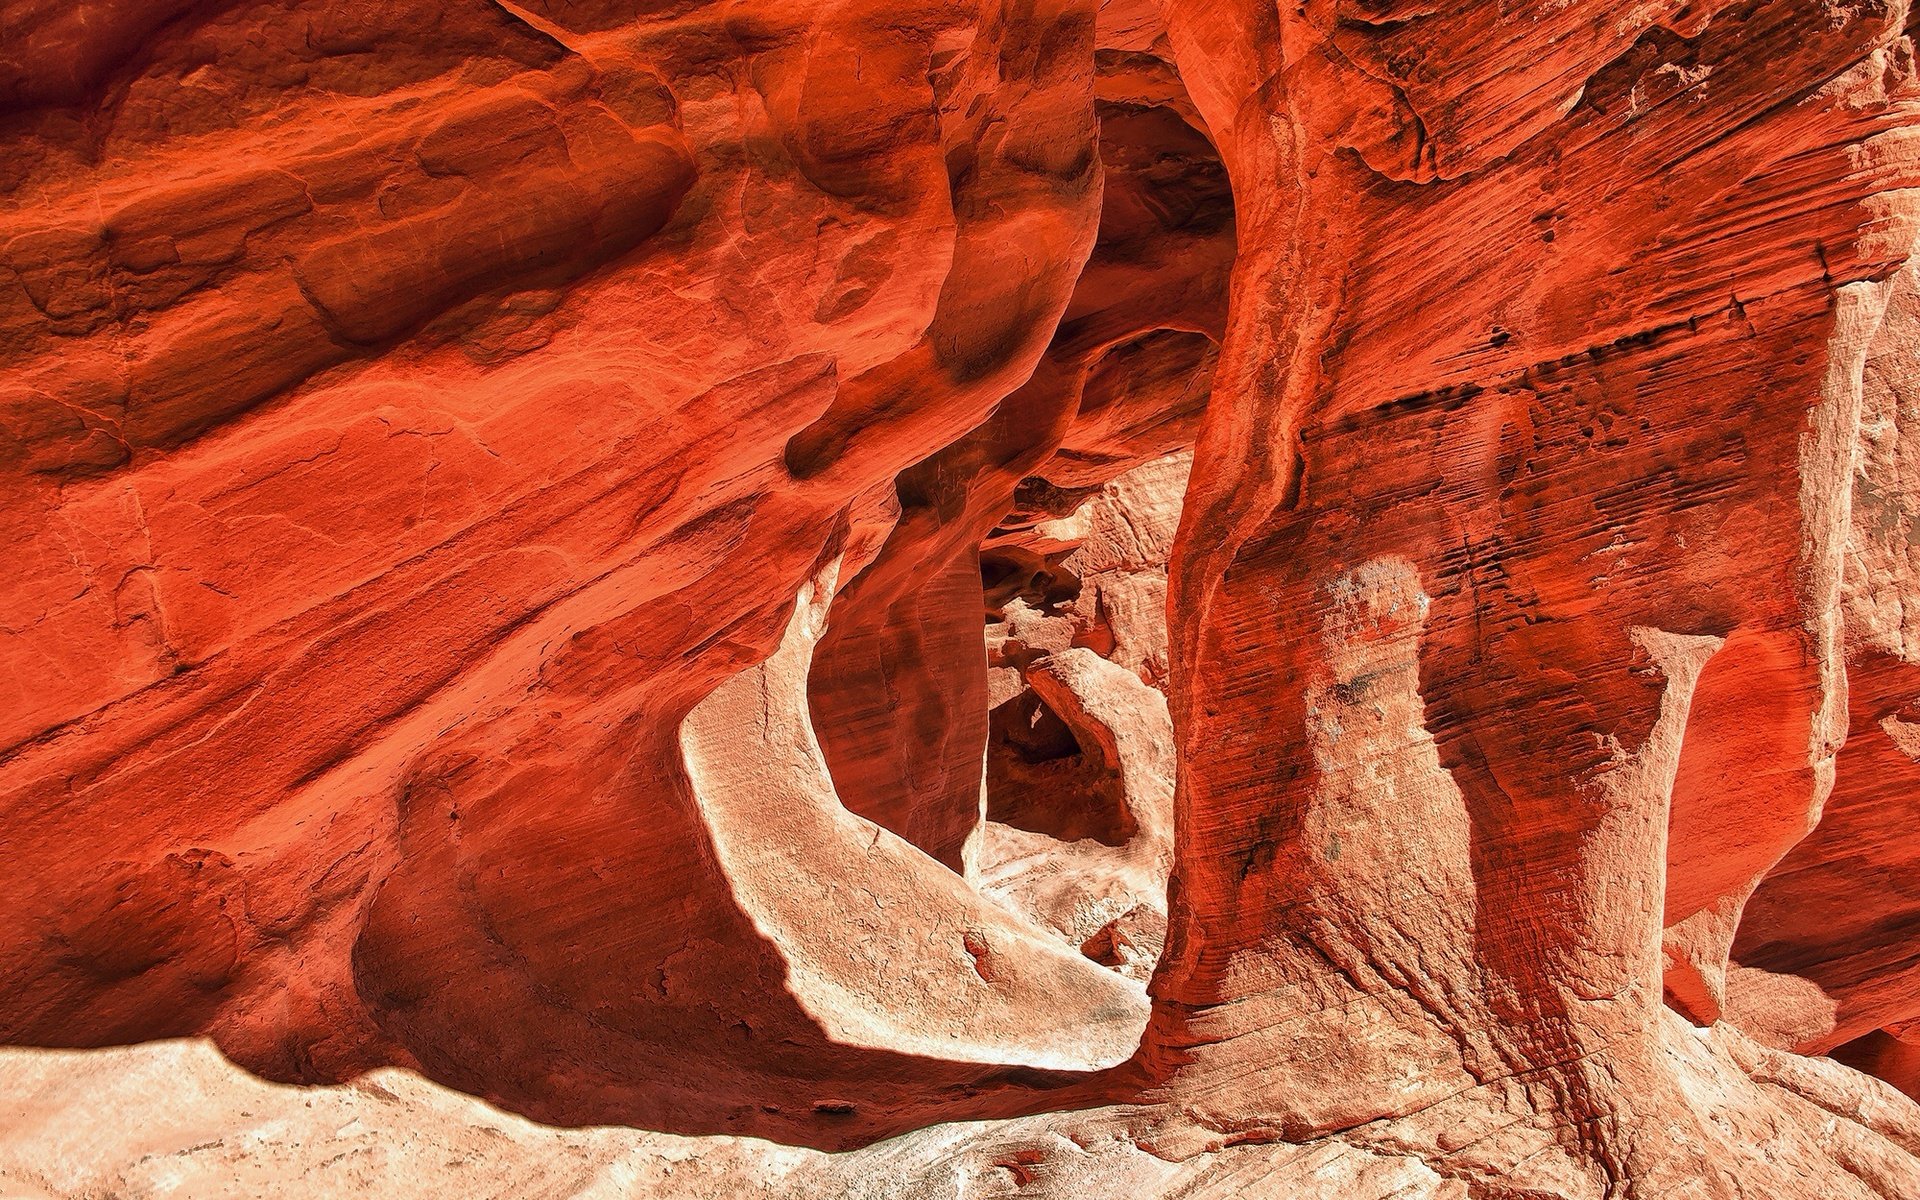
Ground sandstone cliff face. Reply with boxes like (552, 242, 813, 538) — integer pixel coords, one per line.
(5, 2, 1920, 1198)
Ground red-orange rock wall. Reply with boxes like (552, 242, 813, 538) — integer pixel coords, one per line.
(5, 2, 1920, 1197)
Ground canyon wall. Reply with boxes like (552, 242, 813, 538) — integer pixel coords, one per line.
(5, 1, 1920, 1197)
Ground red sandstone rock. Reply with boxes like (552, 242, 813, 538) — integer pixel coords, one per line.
(5, 1, 1920, 1197)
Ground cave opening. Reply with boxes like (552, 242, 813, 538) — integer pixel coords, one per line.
(799, 62, 1231, 995)
(969, 450, 1190, 984)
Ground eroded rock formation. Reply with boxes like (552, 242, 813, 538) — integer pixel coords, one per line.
(5, 1, 1920, 1197)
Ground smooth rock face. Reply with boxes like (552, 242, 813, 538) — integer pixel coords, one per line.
(5, 2, 1920, 1198)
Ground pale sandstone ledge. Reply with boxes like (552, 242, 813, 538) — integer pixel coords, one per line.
(6, 1015, 1920, 1200)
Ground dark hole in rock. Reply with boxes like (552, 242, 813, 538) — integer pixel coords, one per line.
(985, 685, 1133, 847)
(980, 546, 1081, 619)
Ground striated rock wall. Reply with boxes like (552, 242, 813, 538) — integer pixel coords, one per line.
(4, 1, 1920, 1197)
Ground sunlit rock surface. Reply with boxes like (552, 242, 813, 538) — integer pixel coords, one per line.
(6, 1, 1920, 1196)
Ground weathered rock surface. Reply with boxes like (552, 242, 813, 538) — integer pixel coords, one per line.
(5, 1, 1920, 1197)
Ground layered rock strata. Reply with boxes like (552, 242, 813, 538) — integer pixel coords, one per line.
(5, 1, 1920, 1197)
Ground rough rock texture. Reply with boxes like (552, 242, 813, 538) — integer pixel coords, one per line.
(7, 1, 1920, 1197)
(976, 453, 1186, 981)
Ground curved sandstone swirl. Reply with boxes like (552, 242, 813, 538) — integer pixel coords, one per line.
(6, 1, 1920, 1197)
